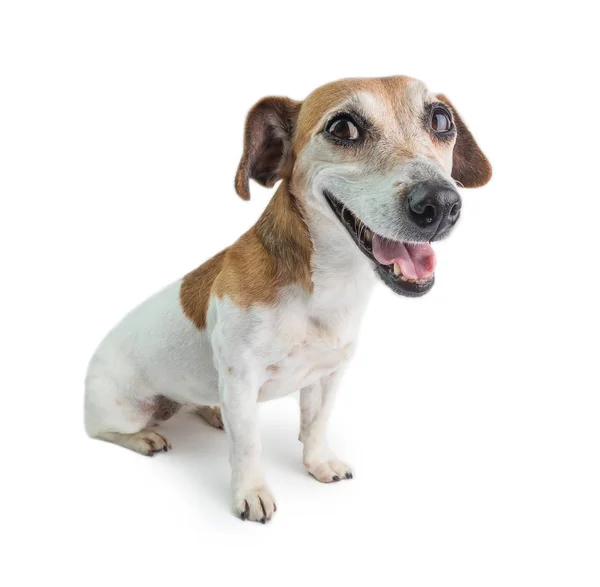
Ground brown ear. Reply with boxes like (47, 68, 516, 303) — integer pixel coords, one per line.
(234, 96, 302, 200)
(436, 94, 492, 188)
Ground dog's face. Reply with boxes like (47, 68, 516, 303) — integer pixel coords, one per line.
(235, 76, 491, 297)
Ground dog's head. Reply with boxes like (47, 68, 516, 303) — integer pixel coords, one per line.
(235, 76, 491, 297)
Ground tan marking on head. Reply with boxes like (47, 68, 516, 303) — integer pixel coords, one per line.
(266, 364, 280, 374)
(293, 76, 420, 153)
(228, 366, 234, 374)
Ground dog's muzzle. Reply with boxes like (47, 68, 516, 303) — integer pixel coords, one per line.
(323, 180, 463, 298)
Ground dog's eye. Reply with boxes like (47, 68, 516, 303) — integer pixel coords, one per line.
(430, 108, 452, 133)
(327, 117, 360, 140)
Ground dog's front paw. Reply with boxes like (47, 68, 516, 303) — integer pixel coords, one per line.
(305, 458, 353, 483)
(234, 485, 277, 523)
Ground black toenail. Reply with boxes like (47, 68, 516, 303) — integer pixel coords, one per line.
(345, 472, 353, 479)
(332, 475, 340, 482)
(260, 517, 266, 524)
(240, 511, 247, 521)
(163, 446, 168, 452)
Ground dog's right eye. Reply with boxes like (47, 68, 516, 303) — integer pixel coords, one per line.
(326, 117, 360, 141)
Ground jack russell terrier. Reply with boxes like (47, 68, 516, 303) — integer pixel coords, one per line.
(85, 76, 491, 523)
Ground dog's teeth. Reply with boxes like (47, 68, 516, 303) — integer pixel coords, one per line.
(393, 263, 401, 276)
(364, 229, 373, 244)
(407, 278, 417, 284)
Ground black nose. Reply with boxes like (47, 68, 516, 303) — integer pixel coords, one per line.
(407, 182, 462, 234)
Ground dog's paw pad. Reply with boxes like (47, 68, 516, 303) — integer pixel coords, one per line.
(234, 485, 277, 523)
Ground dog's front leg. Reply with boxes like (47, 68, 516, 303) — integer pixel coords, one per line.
(300, 370, 353, 483)
(218, 366, 276, 523)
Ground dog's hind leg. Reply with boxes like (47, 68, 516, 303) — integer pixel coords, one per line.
(194, 405, 224, 429)
(84, 367, 173, 456)
(97, 429, 172, 456)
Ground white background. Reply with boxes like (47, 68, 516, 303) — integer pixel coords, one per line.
(1, 1, 599, 586)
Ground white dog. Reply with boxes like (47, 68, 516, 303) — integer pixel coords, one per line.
(85, 76, 491, 522)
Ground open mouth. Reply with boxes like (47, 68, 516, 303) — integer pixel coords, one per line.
(323, 190, 436, 297)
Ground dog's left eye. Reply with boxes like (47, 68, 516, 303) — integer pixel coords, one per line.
(327, 117, 360, 140)
(430, 108, 453, 133)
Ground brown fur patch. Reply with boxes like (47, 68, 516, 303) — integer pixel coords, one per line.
(180, 182, 312, 330)
(180, 250, 226, 329)
(212, 183, 313, 305)
(153, 395, 181, 422)
(436, 93, 492, 188)
(294, 76, 416, 152)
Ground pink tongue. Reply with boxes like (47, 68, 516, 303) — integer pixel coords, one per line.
(372, 235, 436, 280)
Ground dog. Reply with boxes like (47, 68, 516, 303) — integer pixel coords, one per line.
(84, 76, 491, 523)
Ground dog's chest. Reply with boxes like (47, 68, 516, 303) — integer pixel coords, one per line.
(212, 252, 374, 402)
(255, 285, 367, 401)
(257, 316, 352, 401)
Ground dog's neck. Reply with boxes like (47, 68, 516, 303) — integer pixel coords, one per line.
(256, 181, 376, 311)
(255, 182, 314, 295)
